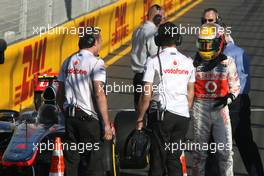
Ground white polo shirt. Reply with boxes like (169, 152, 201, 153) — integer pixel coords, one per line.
(58, 49, 106, 119)
(143, 47, 195, 118)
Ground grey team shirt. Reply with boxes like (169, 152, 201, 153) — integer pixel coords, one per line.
(130, 21, 158, 73)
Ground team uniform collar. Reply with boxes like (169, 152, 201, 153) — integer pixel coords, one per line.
(145, 20, 156, 28)
(162, 47, 178, 54)
(79, 49, 94, 56)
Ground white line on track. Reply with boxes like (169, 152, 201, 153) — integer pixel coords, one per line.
(251, 108, 264, 112)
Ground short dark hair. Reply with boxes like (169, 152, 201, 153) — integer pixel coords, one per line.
(78, 27, 100, 49)
(156, 22, 181, 46)
(147, 4, 161, 17)
(203, 8, 218, 16)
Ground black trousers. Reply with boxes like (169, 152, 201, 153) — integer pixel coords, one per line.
(206, 94, 264, 176)
(231, 94, 264, 176)
(133, 73, 144, 109)
(64, 111, 105, 176)
(147, 111, 190, 176)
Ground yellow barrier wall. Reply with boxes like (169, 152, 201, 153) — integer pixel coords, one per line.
(0, 0, 195, 111)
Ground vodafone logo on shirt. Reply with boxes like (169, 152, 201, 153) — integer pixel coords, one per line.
(173, 60, 178, 67)
(65, 59, 88, 75)
(163, 59, 189, 75)
(66, 68, 88, 75)
(205, 81, 217, 93)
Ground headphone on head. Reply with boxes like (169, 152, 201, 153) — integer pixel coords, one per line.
(201, 8, 222, 25)
(154, 22, 182, 47)
(78, 27, 97, 49)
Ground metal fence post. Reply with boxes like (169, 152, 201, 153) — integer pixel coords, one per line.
(20, 0, 28, 39)
(85, 0, 90, 12)
(46, 0, 53, 28)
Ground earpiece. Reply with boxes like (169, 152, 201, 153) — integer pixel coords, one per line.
(175, 34, 182, 46)
(78, 28, 96, 49)
(85, 34, 96, 48)
(216, 15, 223, 25)
(154, 32, 162, 47)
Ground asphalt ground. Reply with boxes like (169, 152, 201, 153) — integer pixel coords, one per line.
(105, 0, 264, 175)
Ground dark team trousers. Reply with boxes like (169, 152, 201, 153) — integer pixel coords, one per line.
(133, 73, 144, 108)
(64, 111, 105, 176)
(147, 111, 190, 176)
(205, 94, 264, 176)
(230, 94, 264, 176)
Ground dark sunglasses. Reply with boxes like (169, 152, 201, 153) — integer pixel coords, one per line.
(204, 19, 215, 23)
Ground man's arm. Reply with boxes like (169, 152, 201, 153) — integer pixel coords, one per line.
(56, 81, 65, 110)
(214, 58, 240, 108)
(93, 80, 112, 140)
(187, 82, 194, 109)
(136, 82, 152, 130)
(188, 62, 195, 109)
(228, 58, 240, 98)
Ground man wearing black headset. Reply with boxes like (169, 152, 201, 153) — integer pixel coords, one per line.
(201, 8, 234, 43)
(57, 27, 113, 176)
(136, 22, 195, 176)
(130, 4, 165, 108)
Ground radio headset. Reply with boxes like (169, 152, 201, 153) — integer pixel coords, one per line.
(201, 8, 223, 25)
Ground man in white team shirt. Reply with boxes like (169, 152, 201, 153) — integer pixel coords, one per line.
(57, 27, 112, 176)
(136, 22, 195, 176)
(130, 4, 165, 108)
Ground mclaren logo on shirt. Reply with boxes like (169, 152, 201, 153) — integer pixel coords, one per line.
(163, 59, 189, 75)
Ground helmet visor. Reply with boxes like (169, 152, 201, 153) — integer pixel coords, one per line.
(196, 38, 220, 52)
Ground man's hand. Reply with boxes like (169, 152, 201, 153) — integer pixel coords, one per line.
(104, 124, 113, 140)
(187, 82, 194, 109)
(135, 82, 152, 131)
(136, 120, 144, 130)
(94, 80, 113, 140)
